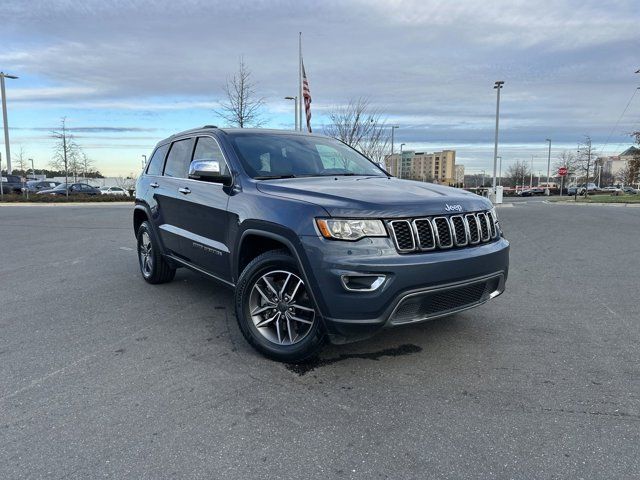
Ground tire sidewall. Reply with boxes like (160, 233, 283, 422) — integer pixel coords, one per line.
(235, 251, 325, 362)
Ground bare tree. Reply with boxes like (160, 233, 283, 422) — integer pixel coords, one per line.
(576, 136, 596, 193)
(14, 146, 29, 175)
(323, 98, 390, 166)
(115, 173, 137, 195)
(80, 151, 95, 181)
(217, 57, 266, 128)
(50, 117, 80, 196)
(504, 160, 532, 188)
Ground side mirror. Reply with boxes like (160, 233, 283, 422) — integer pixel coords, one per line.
(188, 159, 231, 184)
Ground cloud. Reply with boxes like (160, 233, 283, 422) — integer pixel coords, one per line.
(1, 0, 638, 146)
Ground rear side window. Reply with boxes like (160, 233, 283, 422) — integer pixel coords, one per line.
(192, 137, 230, 176)
(146, 144, 169, 176)
(164, 139, 194, 178)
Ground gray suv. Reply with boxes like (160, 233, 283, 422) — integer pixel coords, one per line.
(134, 127, 509, 362)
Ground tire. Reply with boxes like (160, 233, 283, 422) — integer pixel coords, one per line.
(235, 250, 326, 362)
(136, 221, 176, 284)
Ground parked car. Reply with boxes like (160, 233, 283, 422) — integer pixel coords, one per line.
(22, 180, 61, 193)
(568, 183, 598, 195)
(0, 174, 24, 194)
(134, 126, 510, 362)
(518, 188, 544, 197)
(622, 187, 639, 194)
(37, 183, 101, 196)
(601, 186, 623, 195)
(99, 186, 130, 196)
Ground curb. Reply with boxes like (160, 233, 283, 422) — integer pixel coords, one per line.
(550, 201, 640, 207)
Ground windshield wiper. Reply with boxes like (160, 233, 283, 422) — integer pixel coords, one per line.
(254, 174, 297, 180)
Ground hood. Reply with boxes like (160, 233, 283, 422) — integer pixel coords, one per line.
(256, 176, 492, 217)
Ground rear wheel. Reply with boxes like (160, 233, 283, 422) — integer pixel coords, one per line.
(235, 250, 325, 362)
(136, 221, 176, 284)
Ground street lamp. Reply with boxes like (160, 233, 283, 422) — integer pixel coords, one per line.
(545, 139, 551, 195)
(141, 154, 147, 170)
(492, 81, 504, 195)
(0, 72, 18, 174)
(390, 125, 400, 176)
(497, 156, 502, 186)
(284, 96, 299, 131)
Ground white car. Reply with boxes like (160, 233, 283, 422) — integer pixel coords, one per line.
(99, 186, 130, 196)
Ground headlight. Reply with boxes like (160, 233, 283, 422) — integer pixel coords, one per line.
(316, 218, 387, 241)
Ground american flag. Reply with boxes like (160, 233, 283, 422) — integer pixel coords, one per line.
(302, 60, 312, 133)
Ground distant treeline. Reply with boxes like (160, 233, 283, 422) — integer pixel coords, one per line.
(2, 169, 105, 179)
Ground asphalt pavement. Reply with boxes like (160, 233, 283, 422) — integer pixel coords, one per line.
(1, 202, 639, 479)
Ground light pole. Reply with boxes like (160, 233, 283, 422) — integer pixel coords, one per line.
(530, 155, 534, 189)
(492, 81, 504, 195)
(545, 138, 551, 195)
(141, 154, 147, 170)
(29, 158, 35, 180)
(1, 72, 19, 174)
(497, 156, 502, 186)
(390, 125, 399, 176)
(284, 96, 298, 131)
(399, 143, 406, 179)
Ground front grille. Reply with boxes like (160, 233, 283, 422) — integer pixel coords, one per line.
(387, 210, 499, 254)
(433, 217, 453, 248)
(389, 220, 414, 251)
(390, 275, 502, 325)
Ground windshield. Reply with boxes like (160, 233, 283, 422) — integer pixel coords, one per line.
(53, 183, 68, 190)
(228, 133, 386, 179)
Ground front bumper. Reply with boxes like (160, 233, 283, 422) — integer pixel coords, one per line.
(298, 235, 509, 344)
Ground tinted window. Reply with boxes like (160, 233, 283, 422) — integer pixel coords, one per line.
(192, 137, 229, 176)
(229, 134, 384, 179)
(146, 143, 169, 176)
(164, 139, 194, 178)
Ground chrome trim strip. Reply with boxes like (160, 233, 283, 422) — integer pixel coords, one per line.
(159, 224, 230, 253)
(340, 274, 387, 292)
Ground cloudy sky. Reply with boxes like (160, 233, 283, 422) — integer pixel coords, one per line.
(1, 0, 639, 176)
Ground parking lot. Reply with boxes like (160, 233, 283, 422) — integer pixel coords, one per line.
(1, 202, 639, 479)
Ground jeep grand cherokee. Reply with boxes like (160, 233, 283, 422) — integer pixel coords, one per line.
(134, 126, 509, 362)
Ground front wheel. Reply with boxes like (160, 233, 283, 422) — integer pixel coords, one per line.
(235, 250, 325, 362)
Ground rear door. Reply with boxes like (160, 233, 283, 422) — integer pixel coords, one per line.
(155, 137, 195, 257)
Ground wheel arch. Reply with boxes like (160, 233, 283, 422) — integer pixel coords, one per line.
(235, 225, 326, 318)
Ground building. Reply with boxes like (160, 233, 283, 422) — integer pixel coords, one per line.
(385, 150, 456, 185)
(597, 146, 640, 177)
(454, 165, 465, 187)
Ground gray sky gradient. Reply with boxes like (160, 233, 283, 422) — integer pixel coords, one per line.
(1, 0, 639, 174)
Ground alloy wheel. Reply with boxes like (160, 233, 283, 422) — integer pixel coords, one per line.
(248, 270, 316, 346)
(139, 231, 153, 277)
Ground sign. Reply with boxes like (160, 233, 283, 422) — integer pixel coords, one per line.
(558, 167, 568, 176)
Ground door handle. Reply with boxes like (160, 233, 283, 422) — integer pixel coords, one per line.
(150, 182, 159, 188)
(178, 187, 191, 195)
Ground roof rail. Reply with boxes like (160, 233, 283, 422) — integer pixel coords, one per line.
(202, 125, 218, 128)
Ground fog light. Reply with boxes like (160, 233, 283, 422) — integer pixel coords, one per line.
(340, 274, 386, 292)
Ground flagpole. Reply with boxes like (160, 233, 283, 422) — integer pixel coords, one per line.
(298, 32, 303, 132)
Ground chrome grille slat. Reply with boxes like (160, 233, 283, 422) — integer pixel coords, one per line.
(388, 210, 498, 254)
(413, 219, 436, 250)
(450, 215, 468, 246)
(432, 217, 453, 249)
(389, 220, 415, 252)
